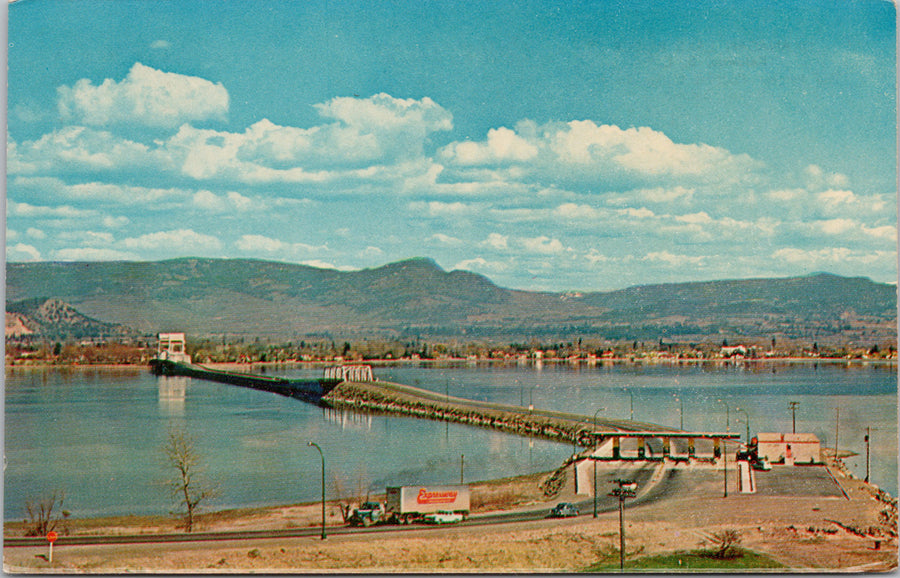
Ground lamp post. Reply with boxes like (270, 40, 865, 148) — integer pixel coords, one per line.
(307, 441, 326, 540)
(610, 479, 637, 571)
(717, 399, 730, 432)
(788, 401, 799, 434)
(592, 406, 606, 518)
(865, 427, 870, 483)
(673, 394, 684, 430)
(624, 389, 634, 421)
(735, 407, 750, 444)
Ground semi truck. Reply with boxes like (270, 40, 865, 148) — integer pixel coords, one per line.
(386, 484, 470, 525)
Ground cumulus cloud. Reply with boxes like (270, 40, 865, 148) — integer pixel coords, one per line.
(57, 62, 229, 128)
(6, 243, 42, 262)
(9, 201, 96, 219)
(440, 119, 761, 189)
(428, 233, 464, 247)
(53, 247, 138, 261)
(453, 257, 510, 272)
(521, 235, 567, 255)
(408, 200, 479, 217)
(643, 250, 704, 266)
(441, 127, 538, 165)
(122, 229, 222, 251)
(235, 234, 327, 256)
(8, 126, 158, 175)
(482, 233, 509, 250)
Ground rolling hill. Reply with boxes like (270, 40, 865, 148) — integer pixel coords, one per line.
(5, 257, 897, 344)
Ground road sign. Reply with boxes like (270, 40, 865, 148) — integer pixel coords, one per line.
(47, 531, 58, 564)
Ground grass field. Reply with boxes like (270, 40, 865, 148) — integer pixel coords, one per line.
(583, 547, 785, 572)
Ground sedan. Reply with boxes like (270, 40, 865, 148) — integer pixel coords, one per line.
(549, 502, 579, 518)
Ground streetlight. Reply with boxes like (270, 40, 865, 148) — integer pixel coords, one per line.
(623, 389, 634, 421)
(717, 399, 730, 432)
(308, 441, 326, 540)
(610, 479, 637, 571)
(788, 401, 799, 434)
(592, 406, 607, 518)
(673, 394, 684, 430)
(735, 407, 750, 444)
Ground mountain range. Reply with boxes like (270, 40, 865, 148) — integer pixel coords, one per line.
(5, 257, 897, 344)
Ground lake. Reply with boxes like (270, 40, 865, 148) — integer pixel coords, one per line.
(3, 361, 896, 520)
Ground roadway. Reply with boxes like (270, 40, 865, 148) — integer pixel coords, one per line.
(4, 462, 843, 549)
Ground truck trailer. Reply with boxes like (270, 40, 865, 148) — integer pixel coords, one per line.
(385, 485, 470, 524)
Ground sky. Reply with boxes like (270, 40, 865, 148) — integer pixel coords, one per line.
(4, 0, 897, 291)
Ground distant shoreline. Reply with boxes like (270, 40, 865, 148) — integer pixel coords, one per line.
(5, 356, 898, 371)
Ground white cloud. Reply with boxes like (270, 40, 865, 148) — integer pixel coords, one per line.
(453, 257, 510, 272)
(861, 224, 898, 241)
(8, 127, 156, 174)
(315, 93, 452, 134)
(359, 246, 384, 258)
(122, 229, 222, 251)
(428, 233, 464, 247)
(441, 119, 760, 190)
(6, 243, 41, 262)
(818, 218, 856, 235)
(9, 201, 96, 219)
(772, 247, 853, 264)
(52, 247, 137, 261)
(103, 215, 131, 228)
(192, 189, 256, 212)
(26, 227, 46, 239)
(482, 233, 509, 250)
(441, 127, 538, 165)
(408, 200, 478, 217)
(57, 230, 116, 245)
(643, 251, 704, 266)
(57, 62, 229, 128)
(235, 234, 286, 253)
(235, 234, 327, 256)
(151, 40, 171, 50)
(521, 235, 566, 254)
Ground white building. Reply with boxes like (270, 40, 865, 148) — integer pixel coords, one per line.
(756, 433, 821, 465)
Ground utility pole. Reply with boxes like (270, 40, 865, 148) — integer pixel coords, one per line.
(723, 437, 728, 498)
(834, 407, 840, 461)
(610, 479, 637, 572)
(788, 401, 799, 433)
(592, 407, 606, 518)
(460, 454, 465, 484)
(865, 427, 870, 483)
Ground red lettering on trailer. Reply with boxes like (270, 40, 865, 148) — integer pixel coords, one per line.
(417, 488, 458, 504)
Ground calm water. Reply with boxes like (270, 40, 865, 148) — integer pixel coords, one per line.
(3, 362, 897, 520)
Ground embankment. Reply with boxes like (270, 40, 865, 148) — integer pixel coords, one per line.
(321, 379, 654, 447)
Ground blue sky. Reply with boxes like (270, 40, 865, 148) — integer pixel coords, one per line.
(5, 0, 897, 291)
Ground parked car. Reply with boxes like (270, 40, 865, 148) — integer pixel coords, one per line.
(422, 510, 464, 524)
(549, 502, 579, 518)
(753, 457, 772, 471)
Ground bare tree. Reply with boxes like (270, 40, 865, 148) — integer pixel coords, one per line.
(331, 466, 371, 522)
(162, 428, 218, 532)
(24, 491, 66, 537)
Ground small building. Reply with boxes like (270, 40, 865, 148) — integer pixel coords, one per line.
(157, 332, 191, 364)
(756, 433, 821, 465)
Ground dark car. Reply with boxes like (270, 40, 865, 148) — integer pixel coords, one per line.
(549, 502, 579, 518)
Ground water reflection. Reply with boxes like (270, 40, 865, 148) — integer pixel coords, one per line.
(157, 375, 187, 416)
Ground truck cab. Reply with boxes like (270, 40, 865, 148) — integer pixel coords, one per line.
(348, 501, 385, 527)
